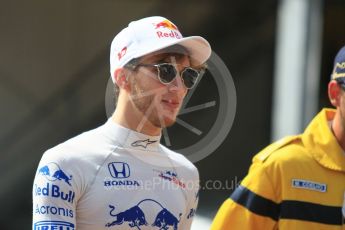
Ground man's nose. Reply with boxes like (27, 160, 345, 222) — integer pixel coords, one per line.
(168, 72, 186, 92)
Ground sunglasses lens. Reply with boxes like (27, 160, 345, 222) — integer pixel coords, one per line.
(182, 68, 200, 88)
(158, 64, 177, 83)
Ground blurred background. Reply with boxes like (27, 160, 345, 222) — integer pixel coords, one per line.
(0, 0, 345, 229)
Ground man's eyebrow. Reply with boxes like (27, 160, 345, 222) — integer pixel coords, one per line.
(141, 52, 188, 64)
(163, 53, 187, 61)
(147, 55, 175, 63)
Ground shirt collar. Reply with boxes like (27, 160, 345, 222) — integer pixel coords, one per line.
(103, 119, 161, 151)
(303, 108, 345, 172)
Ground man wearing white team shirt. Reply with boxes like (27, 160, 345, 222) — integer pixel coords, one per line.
(32, 16, 211, 230)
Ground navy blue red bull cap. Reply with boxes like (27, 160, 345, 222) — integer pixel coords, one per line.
(331, 46, 345, 86)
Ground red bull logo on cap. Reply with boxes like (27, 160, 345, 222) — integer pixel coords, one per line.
(155, 20, 179, 30)
(154, 20, 181, 39)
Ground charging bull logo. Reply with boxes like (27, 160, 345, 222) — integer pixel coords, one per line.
(38, 166, 50, 175)
(152, 209, 181, 230)
(154, 20, 182, 39)
(38, 162, 72, 186)
(105, 199, 181, 229)
(155, 20, 179, 31)
(105, 205, 147, 228)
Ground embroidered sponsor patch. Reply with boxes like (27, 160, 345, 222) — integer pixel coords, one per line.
(105, 199, 181, 229)
(131, 139, 157, 148)
(33, 220, 75, 230)
(292, 179, 327, 192)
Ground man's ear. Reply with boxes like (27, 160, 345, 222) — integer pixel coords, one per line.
(114, 68, 130, 91)
(328, 80, 342, 107)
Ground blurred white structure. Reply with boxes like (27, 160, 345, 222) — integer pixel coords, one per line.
(272, 0, 323, 140)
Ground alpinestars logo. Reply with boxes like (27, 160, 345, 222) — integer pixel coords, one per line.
(131, 139, 157, 148)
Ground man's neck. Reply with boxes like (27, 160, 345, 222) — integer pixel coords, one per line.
(111, 103, 161, 136)
(331, 111, 345, 151)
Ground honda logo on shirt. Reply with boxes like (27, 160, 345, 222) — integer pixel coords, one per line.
(108, 162, 130, 178)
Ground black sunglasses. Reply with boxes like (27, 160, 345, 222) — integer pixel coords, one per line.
(133, 63, 205, 89)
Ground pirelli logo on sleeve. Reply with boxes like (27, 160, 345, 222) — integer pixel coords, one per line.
(292, 179, 327, 193)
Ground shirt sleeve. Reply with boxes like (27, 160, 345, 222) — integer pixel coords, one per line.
(32, 150, 80, 230)
(210, 163, 279, 230)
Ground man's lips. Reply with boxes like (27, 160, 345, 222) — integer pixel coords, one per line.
(161, 99, 180, 109)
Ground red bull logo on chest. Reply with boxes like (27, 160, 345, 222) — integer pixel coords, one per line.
(105, 198, 182, 230)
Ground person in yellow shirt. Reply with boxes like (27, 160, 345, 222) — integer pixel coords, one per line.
(211, 45, 345, 230)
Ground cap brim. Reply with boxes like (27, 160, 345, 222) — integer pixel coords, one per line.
(132, 36, 211, 66)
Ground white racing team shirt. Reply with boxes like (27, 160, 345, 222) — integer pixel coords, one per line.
(32, 119, 199, 230)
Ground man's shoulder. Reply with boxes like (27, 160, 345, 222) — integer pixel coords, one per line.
(42, 124, 114, 165)
(159, 145, 198, 172)
(252, 135, 309, 166)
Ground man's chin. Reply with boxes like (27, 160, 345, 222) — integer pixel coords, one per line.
(151, 116, 176, 128)
(162, 118, 176, 128)
(162, 113, 178, 127)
